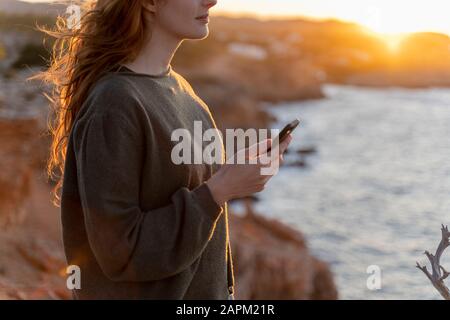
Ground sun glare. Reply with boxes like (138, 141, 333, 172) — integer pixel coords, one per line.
(378, 33, 409, 53)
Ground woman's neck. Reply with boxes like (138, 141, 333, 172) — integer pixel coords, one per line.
(124, 26, 182, 76)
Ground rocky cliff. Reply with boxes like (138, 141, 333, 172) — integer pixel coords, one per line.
(230, 200, 337, 300)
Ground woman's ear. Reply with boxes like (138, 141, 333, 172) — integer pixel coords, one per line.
(142, 0, 156, 13)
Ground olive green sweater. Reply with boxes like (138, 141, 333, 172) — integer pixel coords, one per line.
(60, 65, 235, 299)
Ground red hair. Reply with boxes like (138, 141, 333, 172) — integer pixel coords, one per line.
(31, 0, 154, 206)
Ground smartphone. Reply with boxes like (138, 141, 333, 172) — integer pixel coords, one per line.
(267, 119, 300, 152)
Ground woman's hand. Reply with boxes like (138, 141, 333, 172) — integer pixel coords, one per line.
(205, 134, 293, 206)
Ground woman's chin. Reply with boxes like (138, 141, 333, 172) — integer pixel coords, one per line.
(184, 26, 209, 40)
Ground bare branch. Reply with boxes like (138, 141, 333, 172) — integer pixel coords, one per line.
(439, 265, 450, 281)
(416, 262, 432, 281)
(417, 225, 450, 300)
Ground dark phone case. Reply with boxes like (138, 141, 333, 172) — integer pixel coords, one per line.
(267, 119, 300, 152)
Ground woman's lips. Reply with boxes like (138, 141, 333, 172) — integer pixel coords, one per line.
(196, 14, 209, 24)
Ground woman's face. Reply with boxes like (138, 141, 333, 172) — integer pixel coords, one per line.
(154, 0, 218, 40)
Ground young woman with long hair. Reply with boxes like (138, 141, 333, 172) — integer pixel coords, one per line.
(33, 0, 292, 299)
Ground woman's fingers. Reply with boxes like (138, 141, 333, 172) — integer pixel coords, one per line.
(218, 135, 293, 198)
(247, 138, 272, 158)
(258, 134, 292, 165)
(278, 134, 293, 155)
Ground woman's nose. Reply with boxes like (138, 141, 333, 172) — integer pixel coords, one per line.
(203, 0, 217, 9)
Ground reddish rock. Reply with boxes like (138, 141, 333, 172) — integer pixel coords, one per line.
(230, 201, 338, 300)
(188, 75, 276, 132)
(0, 117, 42, 228)
(0, 170, 70, 300)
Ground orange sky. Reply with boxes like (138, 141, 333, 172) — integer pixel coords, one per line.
(214, 0, 450, 35)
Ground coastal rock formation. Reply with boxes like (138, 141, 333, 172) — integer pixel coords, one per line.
(346, 70, 450, 88)
(189, 75, 276, 132)
(230, 201, 338, 300)
(0, 171, 69, 300)
(193, 54, 325, 103)
(0, 117, 42, 227)
(0, 68, 52, 228)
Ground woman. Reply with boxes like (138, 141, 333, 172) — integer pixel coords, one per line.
(36, 0, 292, 299)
